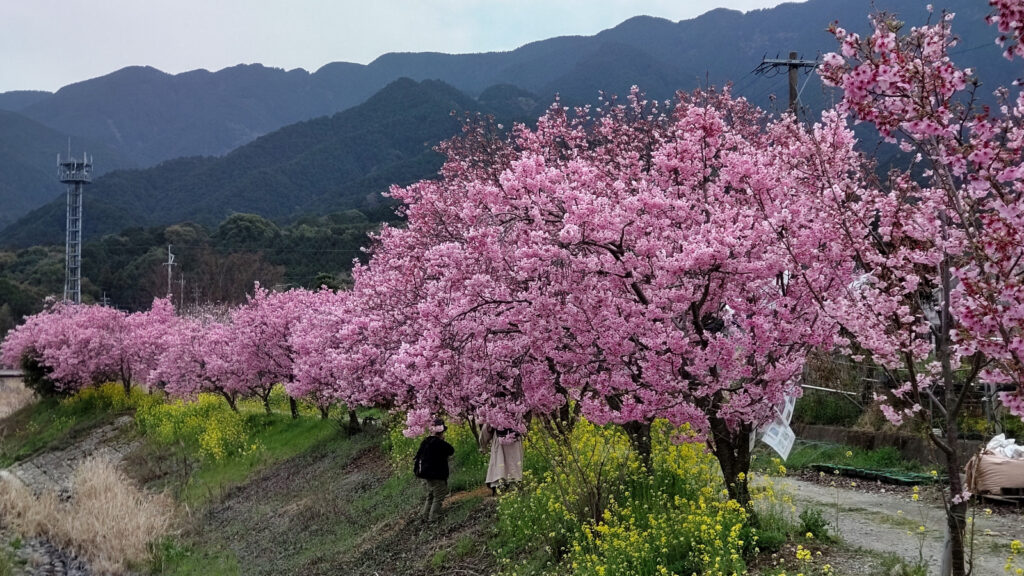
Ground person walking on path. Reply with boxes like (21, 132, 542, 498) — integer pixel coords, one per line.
(414, 418, 455, 522)
(479, 423, 523, 494)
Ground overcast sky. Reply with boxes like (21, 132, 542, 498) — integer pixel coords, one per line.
(1, 1, 790, 93)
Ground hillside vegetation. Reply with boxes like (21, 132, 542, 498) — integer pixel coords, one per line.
(0, 79, 492, 248)
(0, 385, 841, 576)
(0, 209, 384, 337)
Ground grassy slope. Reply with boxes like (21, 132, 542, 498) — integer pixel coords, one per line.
(148, 426, 497, 576)
(0, 389, 497, 576)
(0, 391, 134, 467)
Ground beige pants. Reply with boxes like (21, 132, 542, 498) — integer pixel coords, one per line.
(422, 479, 448, 521)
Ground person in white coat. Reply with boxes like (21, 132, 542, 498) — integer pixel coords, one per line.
(479, 423, 523, 494)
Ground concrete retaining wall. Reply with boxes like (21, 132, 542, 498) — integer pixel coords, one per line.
(0, 369, 24, 391)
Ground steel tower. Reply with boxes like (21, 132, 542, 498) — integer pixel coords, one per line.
(58, 151, 92, 303)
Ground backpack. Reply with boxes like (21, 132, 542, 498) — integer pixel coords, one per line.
(413, 441, 429, 478)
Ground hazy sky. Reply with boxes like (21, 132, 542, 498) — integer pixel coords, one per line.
(1, 1, 789, 93)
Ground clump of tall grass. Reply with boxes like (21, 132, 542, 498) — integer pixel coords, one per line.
(0, 457, 173, 574)
(0, 383, 35, 420)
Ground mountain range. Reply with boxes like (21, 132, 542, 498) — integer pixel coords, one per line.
(0, 0, 1015, 245)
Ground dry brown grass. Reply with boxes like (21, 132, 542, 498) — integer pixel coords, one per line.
(0, 458, 174, 574)
(0, 383, 36, 420)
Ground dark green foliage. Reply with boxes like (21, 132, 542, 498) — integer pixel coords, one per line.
(20, 350, 64, 399)
(214, 214, 281, 253)
(0, 209, 380, 321)
(0, 276, 43, 337)
(793, 390, 863, 427)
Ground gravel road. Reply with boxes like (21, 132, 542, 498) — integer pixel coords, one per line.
(782, 477, 1023, 575)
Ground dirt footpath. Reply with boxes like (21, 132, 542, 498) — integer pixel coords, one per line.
(781, 477, 1024, 575)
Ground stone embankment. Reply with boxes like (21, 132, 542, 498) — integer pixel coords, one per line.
(1, 416, 140, 576)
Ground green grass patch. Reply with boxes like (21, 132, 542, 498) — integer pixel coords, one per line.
(149, 538, 240, 576)
(0, 383, 154, 466)
(180, 414, 340, 508)
(766, 441, 930, 474)
(151, 427, 490, 576)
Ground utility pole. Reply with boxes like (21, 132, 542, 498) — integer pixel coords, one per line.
(100, 292, 110, 307)
(756, 51, 819, 115)
(165, 245, 176, 297)
(192, 284, 201, 309)
(178, 273, 185, 309)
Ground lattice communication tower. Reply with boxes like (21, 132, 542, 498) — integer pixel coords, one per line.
(58, 151, 92, 303)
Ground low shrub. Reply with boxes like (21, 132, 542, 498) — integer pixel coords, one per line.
(799, 507, 831, 542)
(496, 420, 750, 576)
(136, 394, 260, 462)
(18, 350, 63, 399)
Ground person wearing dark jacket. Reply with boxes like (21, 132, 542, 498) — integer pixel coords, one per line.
(415, 419, 455, 522)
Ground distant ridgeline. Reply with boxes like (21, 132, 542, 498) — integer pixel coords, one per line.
(0, 0, 1012, 237)
(0, 0, 1015, 329)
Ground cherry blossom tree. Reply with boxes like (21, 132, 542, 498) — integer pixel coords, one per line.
(155, 313, 247, 411)
(124, 298, 177, 392)
(289, 287, 380, 425)
(229, 285, 317, 416)
(353, 92, 851, 505)
(0, 303, 132, 393)
(818, 5, 1024, 574)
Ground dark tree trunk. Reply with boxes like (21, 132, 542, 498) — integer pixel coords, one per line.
(623, 420, 653, 471)
(936, 254, 968, 576)
(318, 404, 331, 419)
(347, 409, 361, 432)
(709, 417, 753, 511)
(122, 379, 132, 398)
(289, 397, 298, 419)
(261, 392, 273, 415)
(220, 391, 239, 413)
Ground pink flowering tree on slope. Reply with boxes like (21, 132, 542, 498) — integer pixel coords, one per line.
(355, 92, 853, 506)
(124, 298, 177, 391)
(230, 285, 320, 417)
(818, 4, 1024, 574)
(1, 303, 132, 394)
(289, 286, 390, 426)
(1, 299, 180, 396)
(155, 313, 250, 412)
(289, 288, 347, 419)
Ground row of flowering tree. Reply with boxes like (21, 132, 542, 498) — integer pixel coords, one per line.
(0, 289, 343, 417)
(344, 90, 863, 512)
(1, 3, 1022, 574)
(318, 5, 1024, 574)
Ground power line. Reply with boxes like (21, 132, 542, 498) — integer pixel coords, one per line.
(756, 52, 820, 115)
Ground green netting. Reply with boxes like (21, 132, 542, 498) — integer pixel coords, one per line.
(810, 463, 938, 486)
